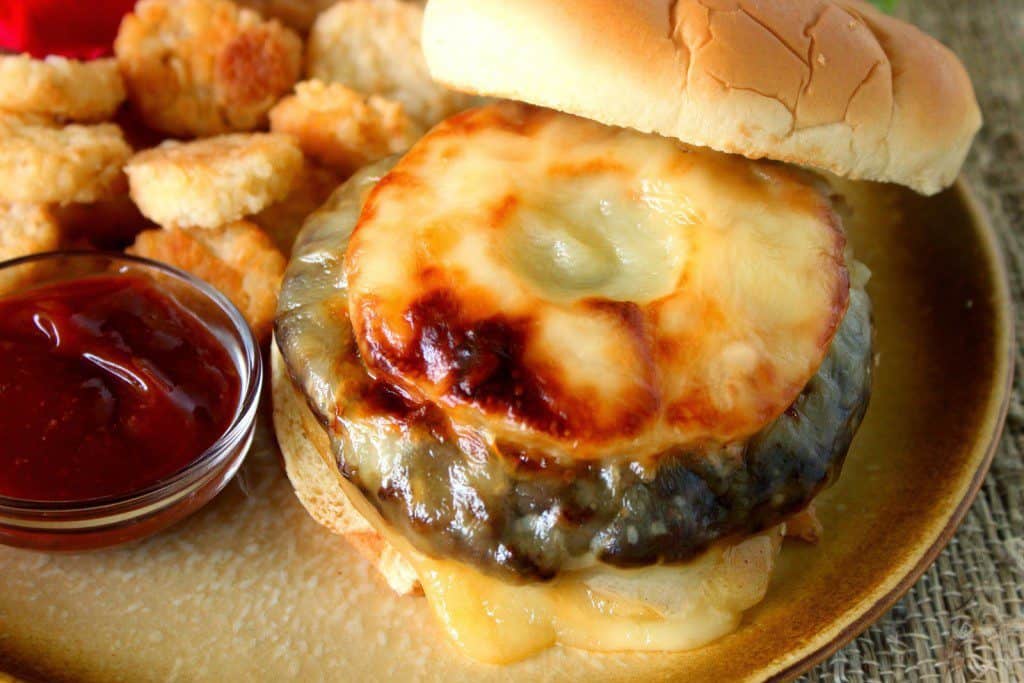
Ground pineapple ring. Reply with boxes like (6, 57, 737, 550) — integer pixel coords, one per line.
(346, 103, 849, 461)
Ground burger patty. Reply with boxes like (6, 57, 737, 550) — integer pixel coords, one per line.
(276, 159, 874, 582)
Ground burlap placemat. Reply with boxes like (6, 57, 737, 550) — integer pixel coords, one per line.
(805, 2, 1024, 680)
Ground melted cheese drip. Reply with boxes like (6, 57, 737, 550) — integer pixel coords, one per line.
(411, 528, 783, 663)
(346, 103, 848, 461)
(317, 440, 785, 664)
(276, 339, 786, 663)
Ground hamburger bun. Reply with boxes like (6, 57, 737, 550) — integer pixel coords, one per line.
(271, 344, 421, 596)
(271, 0, 980, 663)
(422, 0, 981, 194)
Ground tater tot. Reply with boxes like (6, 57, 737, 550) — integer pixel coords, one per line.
(127, 220, 286, 342)
(115, 0, 302, 137)
(126, 133, 303, 229)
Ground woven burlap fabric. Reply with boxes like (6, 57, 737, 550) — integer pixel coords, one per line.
(804, 2, 1024, 681)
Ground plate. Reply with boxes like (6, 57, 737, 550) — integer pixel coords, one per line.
(0, 178, 1013, 682)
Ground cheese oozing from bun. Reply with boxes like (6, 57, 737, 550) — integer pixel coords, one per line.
(272, 349, 786, 664)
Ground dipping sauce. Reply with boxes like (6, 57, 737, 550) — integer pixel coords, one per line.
(0, 273, 241, 502)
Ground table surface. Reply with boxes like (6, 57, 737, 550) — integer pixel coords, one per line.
(806, 1, 1024, 680)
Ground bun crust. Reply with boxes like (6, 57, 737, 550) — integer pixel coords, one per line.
(423, 0, 981, 194)
(271, 344, 421, 596)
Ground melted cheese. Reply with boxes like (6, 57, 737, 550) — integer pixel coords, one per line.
(503, 170, 691, 304)
(345, 103, 848, 461)
(318, 443, 784, 664)
(278, 335, 792, 665)
(410, 528, 783, 663)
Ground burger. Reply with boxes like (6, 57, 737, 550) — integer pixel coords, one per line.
(271, 0, 981, 664)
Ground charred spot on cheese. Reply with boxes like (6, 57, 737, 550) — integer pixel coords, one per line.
(276, 148, 874, 581)
(354, 287, 658, 442)
(358, 379, 420, 420)
(345, 103, 850, 463)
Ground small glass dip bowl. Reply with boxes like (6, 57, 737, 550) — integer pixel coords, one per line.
(0, 251, 262, 551)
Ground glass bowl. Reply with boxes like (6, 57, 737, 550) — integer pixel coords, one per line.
(0, 251, 262, 551)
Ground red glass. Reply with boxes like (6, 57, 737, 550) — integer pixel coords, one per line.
(0, 0, 136, 59)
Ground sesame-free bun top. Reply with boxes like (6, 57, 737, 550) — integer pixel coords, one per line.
(422, 0, 981, 195)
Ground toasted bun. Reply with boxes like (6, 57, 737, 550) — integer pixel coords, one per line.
(270, 344, 421, 596)
(423, 0, 981, 195)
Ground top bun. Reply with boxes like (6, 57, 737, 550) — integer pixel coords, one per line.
(422, 0, 981, 195)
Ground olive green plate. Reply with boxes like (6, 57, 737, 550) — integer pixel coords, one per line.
(0, 179, 1013, 682)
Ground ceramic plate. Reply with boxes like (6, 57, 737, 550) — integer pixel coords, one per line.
(0, 178, 1013, 682)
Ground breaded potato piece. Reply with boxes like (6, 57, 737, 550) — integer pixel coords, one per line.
(251, 161, 342, 255)
(127, 221, 286, 341)
(270, 80, 420, 173)
(115, 0, 303, 137)
(0, 114, 131, 205)
(0, 204, 61, 293)
(306, 0, 475, 128)
(126, 133, 303, 229)
(234, 0, 337, 31)
(0, 55, 125, 122)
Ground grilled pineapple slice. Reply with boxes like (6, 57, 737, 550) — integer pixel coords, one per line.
(346, 103, 849, 461)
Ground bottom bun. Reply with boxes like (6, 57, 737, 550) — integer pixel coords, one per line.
(272, 343, 789, 663)
(271, 344, 421, 596)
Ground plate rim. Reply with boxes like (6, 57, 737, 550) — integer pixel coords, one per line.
(767, 177, 1016, 681)
(0, 181, 1015, 683)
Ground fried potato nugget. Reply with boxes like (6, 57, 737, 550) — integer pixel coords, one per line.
(127, 221, 286, 341)
(0, 204, 60, 293)
(0, 55, 125, 122)
(251, 161, 342, 255)
(234, 0, 337, 31)
(0, 114, 131, 205)
(270, 80, 420, 173)
(306, 0, 475, 128)
(126, 133, 303, 229)
(115, 0, 303, 137)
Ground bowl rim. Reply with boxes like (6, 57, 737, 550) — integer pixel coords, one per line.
(0, 250, 264, 520)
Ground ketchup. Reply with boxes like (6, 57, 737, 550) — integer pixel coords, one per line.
(0, 274, 241, 502)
